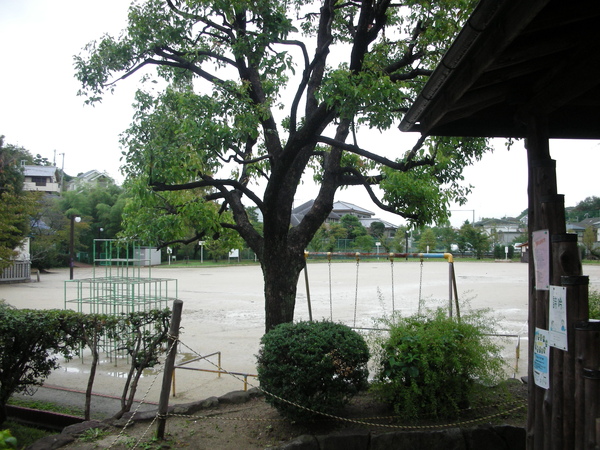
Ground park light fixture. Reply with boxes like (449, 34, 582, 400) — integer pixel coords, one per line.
(69, 215, 81, 280)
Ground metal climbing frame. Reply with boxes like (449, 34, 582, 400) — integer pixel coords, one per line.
(64, 239, 178, 316)
(64, 240, 178, 361)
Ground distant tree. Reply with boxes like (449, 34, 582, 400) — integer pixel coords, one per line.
(309, 223, 346, 252)
(204, 225, 245, 262)
(60, 182, 125, 247)
(583, 226, 599, 259)
(368, 221, 394, 251)
(341, 215, 367, 240)
(457, 223, 490, 259)
(417, 227, 437, 252)
(29, 196, 71, 269)
(32, 154, 52, 166)
(0, 137, 39, 268)
(572, 196, 600, 221)
(436, 225, 456, 253)
(392, 225, 410, 253)
(0, 136, 30, 194)
(355, 234, 375, 253)
(369, 221, 386, 239)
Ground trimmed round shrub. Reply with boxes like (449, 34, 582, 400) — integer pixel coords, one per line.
(256, 320, 370, 422)
(372, 308, 506, 420)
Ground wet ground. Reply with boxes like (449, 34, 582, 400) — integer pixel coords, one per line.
(1, 260, 599, 419)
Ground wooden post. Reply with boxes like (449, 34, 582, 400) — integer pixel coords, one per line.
(525, 116, 555, 450)
(554, 235, 584, 450)
(156, 299, 183, 440)
(576, 318, 599, 449)
(564, 276, 588, 449)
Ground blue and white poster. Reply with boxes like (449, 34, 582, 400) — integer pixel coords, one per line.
(534, 328, 550, 389)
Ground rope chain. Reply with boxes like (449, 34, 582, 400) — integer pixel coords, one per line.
(107, 333, 178, 449)
(418, 258, 424, 314)
(174, 339, 526, 431)
(353, 258, 359, 328)
(101, 335, 527, 444)
(390, 259, 395, 313)
(328, 259, 333, 321)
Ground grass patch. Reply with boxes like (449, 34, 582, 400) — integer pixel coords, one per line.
(2, 419, 52, 448)
(8, 397, 84, 417)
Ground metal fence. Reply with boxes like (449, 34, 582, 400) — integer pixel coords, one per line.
(0, 260, 31, 283)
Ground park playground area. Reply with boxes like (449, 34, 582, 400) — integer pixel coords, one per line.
(0, 259, 599, 417)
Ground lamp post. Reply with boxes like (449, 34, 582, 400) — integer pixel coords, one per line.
(405, 230, 410, 260)
(69, 215, 81, 280)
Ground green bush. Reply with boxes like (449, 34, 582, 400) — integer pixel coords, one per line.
(589, 288, 600, 319)
(372, 308, 506, 420)
(0, 429, 17, 449)
(256, 320, 369, 422)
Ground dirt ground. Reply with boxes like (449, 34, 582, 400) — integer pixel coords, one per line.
(1, 260, 599, 448)
(61, 379, 529, 450)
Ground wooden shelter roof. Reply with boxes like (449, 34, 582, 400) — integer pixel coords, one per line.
(399, 0, 600, 139)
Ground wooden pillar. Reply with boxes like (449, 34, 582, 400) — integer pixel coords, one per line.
(578, 319, 599, 449)
(526, 116, 556, 450)
(526, 116, 590, 449)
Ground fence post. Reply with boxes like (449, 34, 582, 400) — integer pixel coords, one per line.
(156, 299, 183, 440)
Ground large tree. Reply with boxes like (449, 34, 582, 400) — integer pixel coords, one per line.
(0, 137, 38, 269)
(75, 0, 488, 331)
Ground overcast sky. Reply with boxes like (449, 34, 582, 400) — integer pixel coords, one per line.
(1, 1, 597, 228)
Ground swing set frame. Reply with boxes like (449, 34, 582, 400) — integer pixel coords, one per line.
(303, 251, 460, 325)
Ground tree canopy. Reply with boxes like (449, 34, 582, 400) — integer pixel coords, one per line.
(0, 137, 38, 269)
(75, 0, 488, 331)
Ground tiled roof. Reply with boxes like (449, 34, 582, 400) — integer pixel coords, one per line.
(23, 165, 57, 177)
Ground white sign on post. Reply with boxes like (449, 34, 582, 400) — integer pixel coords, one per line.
(532, 230, 550, 290)
(549, 285, 568, 350)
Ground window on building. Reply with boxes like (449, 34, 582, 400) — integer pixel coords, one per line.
(31, 176, 47, 186)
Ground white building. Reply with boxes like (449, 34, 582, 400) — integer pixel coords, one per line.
(22, 165, 61, 194)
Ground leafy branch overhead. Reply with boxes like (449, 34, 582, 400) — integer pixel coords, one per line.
(75, 0, 488, 330)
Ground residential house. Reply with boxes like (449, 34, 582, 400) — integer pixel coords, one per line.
(67, 170, 115, 191)
(473, 217, 525, 245)
(567, 217, 600, 243)
(22, 164, 61, 194)
(291, 200, 398, 238)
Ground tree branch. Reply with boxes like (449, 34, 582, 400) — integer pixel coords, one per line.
(316, 135, 433, 171)
(338, 167, 419, 220)
(151, 177, 264, 211)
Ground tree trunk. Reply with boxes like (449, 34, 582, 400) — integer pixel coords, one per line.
(261, 248, 306, 333)
(0, 403, 6, 427)
(84, 336, 99, 421)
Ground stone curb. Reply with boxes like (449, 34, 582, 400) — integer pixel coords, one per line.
(26, 388, 263, 449)
(26, 388, 525, 450)
(274, 424, 526, 450)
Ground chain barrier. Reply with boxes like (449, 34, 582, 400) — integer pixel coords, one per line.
(353, 253, 360, 327)
(174, 338, 526, 431)
(328, 252, 333, 321)
(107, 333, 179, 449)
(417, 258, 424, 314)
(102, 335, 526, 447)
(390, 255, 395, 313)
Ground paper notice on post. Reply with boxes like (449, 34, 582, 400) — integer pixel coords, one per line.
(549, 285, 568, 350)
(533, 328, 550, 389)
(532, 229, 550, 290)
